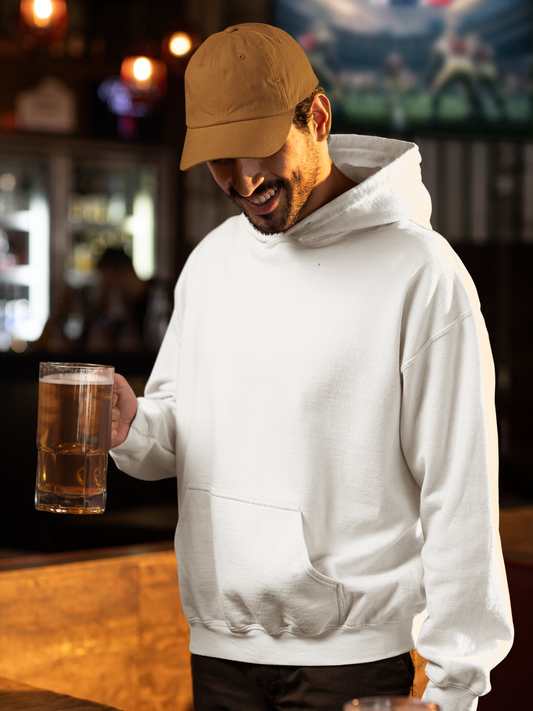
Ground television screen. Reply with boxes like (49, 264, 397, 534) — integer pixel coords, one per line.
(273, 0, 533, 139)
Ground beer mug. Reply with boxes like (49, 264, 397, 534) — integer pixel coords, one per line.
(35, 362, 115, 514)
(344, 699, 439, 710)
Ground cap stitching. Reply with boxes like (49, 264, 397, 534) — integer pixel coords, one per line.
(213, 33, 227, 126)
(246, 33, 289, 110)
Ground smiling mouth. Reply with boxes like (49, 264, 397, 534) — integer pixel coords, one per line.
(247, 188, 277, 205)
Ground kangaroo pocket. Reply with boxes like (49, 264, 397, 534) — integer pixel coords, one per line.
(175, 486, 345, 636)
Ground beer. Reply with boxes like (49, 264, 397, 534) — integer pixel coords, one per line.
(35, 364, 114, 514)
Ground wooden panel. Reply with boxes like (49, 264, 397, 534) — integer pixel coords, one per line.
(0, 557, 139, 709)
(138, 552, 192, 711)
(0, 545, 193, 711)
(410, 649, 429, 699)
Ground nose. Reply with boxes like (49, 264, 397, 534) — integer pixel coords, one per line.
(231, 159, 264, 197)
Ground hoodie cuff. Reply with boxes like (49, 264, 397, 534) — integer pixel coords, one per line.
(422, 681, 479, 711)
(110, 406, 153, 459)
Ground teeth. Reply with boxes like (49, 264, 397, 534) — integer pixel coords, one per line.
(249, 189, 276, 205)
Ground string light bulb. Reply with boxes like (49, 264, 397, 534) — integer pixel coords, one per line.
(120, 55, 167, 100)
(33, 0, 53, 24)
(161, 28, 199, 75)
(169, 32, 192, 57)
(19, 0, 68, 39)
(133, 57, 152, 82)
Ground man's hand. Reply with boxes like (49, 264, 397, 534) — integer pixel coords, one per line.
(111, 373, 139, 448)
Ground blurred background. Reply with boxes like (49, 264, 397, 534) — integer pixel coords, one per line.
(0, 0, 532, 557)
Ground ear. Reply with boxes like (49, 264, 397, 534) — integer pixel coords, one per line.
(310, 94, 332, 143)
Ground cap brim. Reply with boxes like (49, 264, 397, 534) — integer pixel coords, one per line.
(180, 108, 295, 171)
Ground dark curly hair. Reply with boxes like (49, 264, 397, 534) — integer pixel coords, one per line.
(292, 86, 326, 132)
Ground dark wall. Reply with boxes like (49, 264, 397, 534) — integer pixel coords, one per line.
(456, 243, 533, 503)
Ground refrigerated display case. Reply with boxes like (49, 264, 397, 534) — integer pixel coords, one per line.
(0, 133, 175, 355)
(0, 156, 49, 351)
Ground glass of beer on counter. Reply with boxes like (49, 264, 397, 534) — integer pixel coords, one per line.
(35, 362, 115, 514)
(344, 698, 438, 710)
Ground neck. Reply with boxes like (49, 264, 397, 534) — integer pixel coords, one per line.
(311, 158, 357, 214)
(326, 160, 358, 201)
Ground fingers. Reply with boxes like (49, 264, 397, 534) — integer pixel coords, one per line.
(110, 373, 138, 448)
(111, 407, 120, 439)
(111, 390, 120, 438)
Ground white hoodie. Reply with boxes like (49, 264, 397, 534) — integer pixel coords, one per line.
(111, 134, 513, 711)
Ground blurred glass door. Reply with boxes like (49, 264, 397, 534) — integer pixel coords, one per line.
(0, 157, 49, 352)
(0, 135, 174, 356)
(67, 159, 157, 286)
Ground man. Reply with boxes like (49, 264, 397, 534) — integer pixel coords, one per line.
(110, 23, 513, 711)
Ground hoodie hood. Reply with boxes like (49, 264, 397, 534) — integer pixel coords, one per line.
(245, 133, 433, 246)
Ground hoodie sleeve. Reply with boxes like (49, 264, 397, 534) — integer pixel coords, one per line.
(400, 289, 513, 711)
(109, 245, 201, 481)
(109, 303, 180, 480)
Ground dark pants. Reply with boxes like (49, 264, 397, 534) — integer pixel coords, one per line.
(191, 652, 415, 711)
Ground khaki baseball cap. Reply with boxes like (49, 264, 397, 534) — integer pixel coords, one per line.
(180, 23, 318, 171)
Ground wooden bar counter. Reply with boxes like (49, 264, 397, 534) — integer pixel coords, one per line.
(1, 507, 529, 710)
(0, 675, 123, 710)
(0, 542, 193, 711)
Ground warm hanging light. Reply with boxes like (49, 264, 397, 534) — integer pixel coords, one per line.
(161, 28, 200, 76)
(19, 0, 68, 39)
(168, 32, 192, 57)
(120, 56, 167, 100)
(133, 57, 152, 82)
(33, 0, 52, 25)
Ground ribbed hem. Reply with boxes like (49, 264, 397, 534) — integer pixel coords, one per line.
(189, 618, 415, 666)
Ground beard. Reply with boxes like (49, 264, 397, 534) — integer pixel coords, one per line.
(226, 135, 322, 235)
